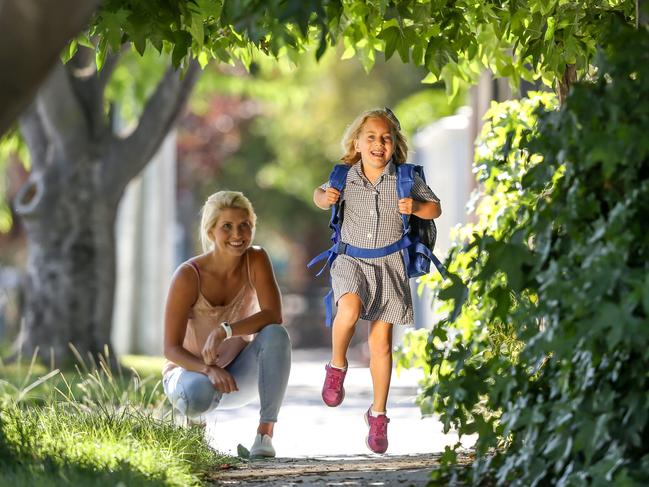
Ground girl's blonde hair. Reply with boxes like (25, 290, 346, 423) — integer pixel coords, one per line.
(340, 108, 408, 165)
(200, 191, 257, 252)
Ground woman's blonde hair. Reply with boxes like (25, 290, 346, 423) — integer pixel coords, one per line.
(340, 108, 408, 165)
(200, 191, 257, 252)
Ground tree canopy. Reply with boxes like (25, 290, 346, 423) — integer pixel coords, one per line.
(0, 0, 638, 139)
(90, 0, 635, 98)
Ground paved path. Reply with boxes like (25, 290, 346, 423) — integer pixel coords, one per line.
(208, 453, 446, 486)
(205, 348, 475, 485)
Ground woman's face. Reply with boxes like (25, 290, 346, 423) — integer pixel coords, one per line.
(210, 207, 253, 255)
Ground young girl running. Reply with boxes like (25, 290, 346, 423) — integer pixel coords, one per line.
(312, 108, 441, 454)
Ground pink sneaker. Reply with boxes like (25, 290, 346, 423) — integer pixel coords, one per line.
(364, 408, 390, 454)
(322, 363, 347, 407)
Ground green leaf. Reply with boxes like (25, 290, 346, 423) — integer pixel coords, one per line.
(315, 29, 328, 61)
(237, 443, 250, 459)
(192, 0, 222, 19)
(99, 8, 129, 52)
(189, 12, 205, 49)
(132, 32, 147, 56)
(378, 26, 399, 61)
(171, 31, 192, 69)
(197, 50, 209, 68)
(96, 37, 109, 71)
(77, 34, 94, 50)
(61, 40, 79, 64)
(642, 276, 649, 315)
(438, 273, 468, 322)
(544, 17, 556, 42)
(440, 445, 458, 464)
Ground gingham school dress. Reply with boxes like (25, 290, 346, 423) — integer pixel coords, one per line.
(319, 160, 440, 326)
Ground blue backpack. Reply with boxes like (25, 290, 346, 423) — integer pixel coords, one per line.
(308, 163, 446, 326)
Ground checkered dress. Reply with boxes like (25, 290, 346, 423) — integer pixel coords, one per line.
(319, 161, 439, 326)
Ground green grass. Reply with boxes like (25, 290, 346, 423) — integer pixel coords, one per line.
(0, 350, 166, 406)
(0, 352, 235, 486)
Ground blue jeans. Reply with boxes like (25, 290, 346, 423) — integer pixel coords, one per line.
(163, 324, 291, 423)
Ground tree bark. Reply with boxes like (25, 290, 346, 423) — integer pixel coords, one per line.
(15, 167, 118, 364)
(638, 0, 649, 28)
(14, 54, 200, 365)
(0, 0, 100, 137)
(557, 64, 577, 106)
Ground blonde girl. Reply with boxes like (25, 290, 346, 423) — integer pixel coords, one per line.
(313, 108, 441, 454)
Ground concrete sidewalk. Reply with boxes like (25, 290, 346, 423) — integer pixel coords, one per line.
(205, 348, 475, 458)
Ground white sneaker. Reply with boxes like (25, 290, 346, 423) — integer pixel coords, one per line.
(250, 433, 276, 458)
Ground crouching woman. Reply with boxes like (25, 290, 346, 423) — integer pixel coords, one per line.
(162, 191, 291, 457)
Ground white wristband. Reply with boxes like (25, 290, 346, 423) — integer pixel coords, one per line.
(220, 321, 232, 339)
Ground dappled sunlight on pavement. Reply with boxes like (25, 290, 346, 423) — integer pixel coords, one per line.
(205, 349, 476, 458)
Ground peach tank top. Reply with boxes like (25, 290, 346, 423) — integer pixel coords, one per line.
(162, 251, 259, 376)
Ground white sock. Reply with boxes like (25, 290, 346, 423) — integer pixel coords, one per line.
(371, 409, 386, 417)
(330, 361, 347, 371)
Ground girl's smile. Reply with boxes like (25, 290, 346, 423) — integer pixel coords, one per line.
(355, 117, 394, 171)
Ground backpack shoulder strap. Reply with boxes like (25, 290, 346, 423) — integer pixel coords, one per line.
(396, 163, 418, 232)
(412, 164, 426, 183)
(327, 163, 350, 235)
(329, 164, 350, 191)
(395, 163, 415, 199)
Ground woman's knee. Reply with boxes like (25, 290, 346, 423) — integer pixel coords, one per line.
(257, 324, 291, 348)
(178, 375, 216, 417)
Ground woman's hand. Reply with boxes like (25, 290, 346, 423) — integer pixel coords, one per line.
(201, 326, 227, 365)
(204, 365, 238, 393)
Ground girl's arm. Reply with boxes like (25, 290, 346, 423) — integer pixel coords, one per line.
(398, 198, 442, 219)
(399, 174, 442, 219)
(314, 187, 340, 210)
(163, 265, 209, 372)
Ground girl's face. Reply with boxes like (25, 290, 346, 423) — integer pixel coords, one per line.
(354, 116, 394, 170)
(210, 207, 253, 256)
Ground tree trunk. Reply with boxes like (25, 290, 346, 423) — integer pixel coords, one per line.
(638, 0, 649, 28)
(15, 160, 117, 365)
(13, 53, 200, 365)
(557, 64, 577, 106)
(0, 0, 100, 137)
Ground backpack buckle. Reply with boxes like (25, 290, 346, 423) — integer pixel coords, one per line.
(335, 241, 348, 255)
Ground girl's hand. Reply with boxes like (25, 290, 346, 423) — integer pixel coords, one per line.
(325, 188, 341, 206)
(398, 198, 419, 215)
(201, 326, 227, 365)
(204, 365, 238, 393)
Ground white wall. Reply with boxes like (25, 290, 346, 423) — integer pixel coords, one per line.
(409, 107, 473, 330)
(112, 131, 177, 355)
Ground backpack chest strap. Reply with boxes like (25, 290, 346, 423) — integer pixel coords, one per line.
(306, 234, 412, 275)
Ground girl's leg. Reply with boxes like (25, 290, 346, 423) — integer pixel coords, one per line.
(219, 324, 291, 435)
(331, 293, 362, 367)
(367, 320, 393, 412)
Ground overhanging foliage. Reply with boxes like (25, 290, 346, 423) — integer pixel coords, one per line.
(88, 0, 635, 96)
(398, 19, 649, 486)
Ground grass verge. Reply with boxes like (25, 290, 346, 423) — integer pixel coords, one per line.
(0, 352, 235, 486)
